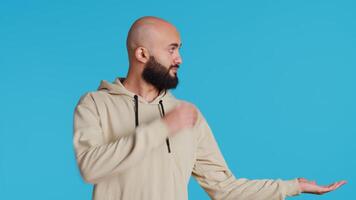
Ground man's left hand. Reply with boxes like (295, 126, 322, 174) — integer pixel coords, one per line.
(297, 177, 347, 195)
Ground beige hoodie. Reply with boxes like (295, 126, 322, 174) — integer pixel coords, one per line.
(73, 77, 301, 200)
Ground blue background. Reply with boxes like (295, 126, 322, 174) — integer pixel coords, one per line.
(0, 0, 354, 199)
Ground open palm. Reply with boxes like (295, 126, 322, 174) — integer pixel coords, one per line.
(297, 177, 347, 195)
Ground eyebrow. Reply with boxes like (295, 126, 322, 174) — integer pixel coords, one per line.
(168, 43, 182, 48)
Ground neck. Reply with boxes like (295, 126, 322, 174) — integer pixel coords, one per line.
(122, 72, 161, 103)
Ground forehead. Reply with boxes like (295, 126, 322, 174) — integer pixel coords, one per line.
(156, 25, 181, 47)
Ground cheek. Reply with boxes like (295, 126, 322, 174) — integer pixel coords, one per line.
(156, 54, 173, 67)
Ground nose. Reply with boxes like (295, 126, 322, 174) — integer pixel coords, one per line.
(174, 53, 183, 65)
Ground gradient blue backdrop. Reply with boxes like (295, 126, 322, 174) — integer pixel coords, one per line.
(0, 0, 355, 199)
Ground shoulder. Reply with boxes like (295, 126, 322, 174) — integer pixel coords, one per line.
(74, 91, 112, 114)
(76, 90, 116, 105)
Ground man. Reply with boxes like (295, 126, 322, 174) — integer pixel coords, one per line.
(73, 16, 346, 200)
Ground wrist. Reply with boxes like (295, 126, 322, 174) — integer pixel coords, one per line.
(297, 178, 305, 193)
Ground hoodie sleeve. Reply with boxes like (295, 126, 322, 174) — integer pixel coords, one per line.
(73, 93, 170, 184)
(191, 112, 301, 200)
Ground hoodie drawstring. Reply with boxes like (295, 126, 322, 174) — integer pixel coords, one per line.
(133, 95, 171, 153)
(159, 100, 171, 153)
(134, 95, 139, 127)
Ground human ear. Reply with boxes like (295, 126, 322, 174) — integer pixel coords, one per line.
(134, 47, 150, 63)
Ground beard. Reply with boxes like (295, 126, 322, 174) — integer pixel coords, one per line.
(142, 56, 179, 91)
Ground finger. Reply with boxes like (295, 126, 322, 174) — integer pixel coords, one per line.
(319, 181, 343, 193)
(318, 185, 335, 194)
(321, 182, 338, 189)
(330, 181, 344, 191)
(334, 180, 347, 189)
(329, 181, 346, 188)
(314, 180, 347, 194)
(330, 182, 341, 190)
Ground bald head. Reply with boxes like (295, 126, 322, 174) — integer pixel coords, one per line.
(126, 16, 181, 64)
(123, 16, 183, 93)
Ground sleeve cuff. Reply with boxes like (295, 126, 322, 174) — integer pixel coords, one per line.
(282, 178, 302, 197)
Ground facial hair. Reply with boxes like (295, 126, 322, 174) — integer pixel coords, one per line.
(142, 56, 179, 91)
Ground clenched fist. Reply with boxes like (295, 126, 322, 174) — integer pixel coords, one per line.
(162, 101, 198, 136)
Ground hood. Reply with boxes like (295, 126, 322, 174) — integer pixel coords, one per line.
(97, 77, 173, 105)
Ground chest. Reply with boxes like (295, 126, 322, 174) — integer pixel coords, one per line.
(95, 95, 198, 174)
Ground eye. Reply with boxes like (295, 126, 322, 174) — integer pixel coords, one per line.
(168, 47, 176, 54)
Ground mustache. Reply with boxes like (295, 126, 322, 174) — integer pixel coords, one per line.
(164, 65, 180, 77)
(170, 65, 179, 69)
